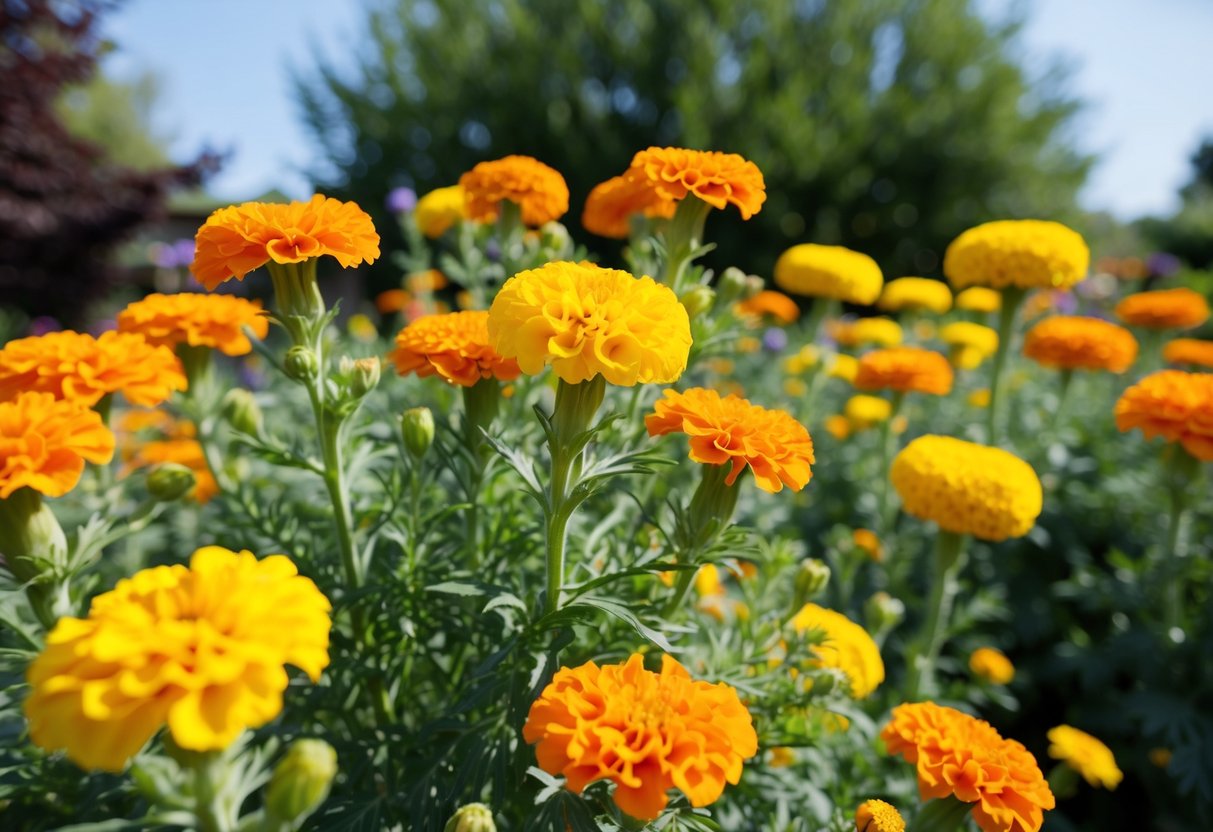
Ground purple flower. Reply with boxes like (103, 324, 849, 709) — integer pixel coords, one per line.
(171, 239, 196, 268)
(386, 187, 418, 214)
(1053, 291, 1078, 315)
(28, 316, 61, 336)
(762, 327, 789, 353)
(1147, 251, 1181, 278)
(150, 238, 196, 269)
(485, 239, 501, 262)
(87, 319, 117, 336)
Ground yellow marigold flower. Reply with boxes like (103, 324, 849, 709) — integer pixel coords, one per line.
(774, 244, 883, 304)
(955, 287, 1002, 313)
(117, 293, 268, 357)
(969, 647, 1015, 685)
(969, 389, 991, 408)
(882, 702, 1055, 832)
(522, 653, 758, 821)
(390, 311, 521, 388)
(892, 436, 1042, 541)
(0, 330, 186, 408)
(825, 414, 851, 440)
(694, 563, 726, 597)
(192, 195, 380, 290)
(943, 219, 1090, 291)
(735, 290, 800, 325)
(645, 387, 815, 493)
(845, 394, 892, 429)
(878, 277, 952, 314)
(582, 172, 677, 238)
(854, 347, 954, 396)
(785, 345, 821, 374)
(790, 603, 885, 698)
(828, 353, 859, 383)
(1115, 287, 1210, 331)
(1022, 316, 1138, 373)
(768, 746, 797, 768)
(125, 437, 219, 503)
(488, 261, 691, 386)
(1115, 370, 1213, 461)
(853, 528, 883, 562)
(627, 146, 766, 219)
(0, 392, 114, 499)
(414, 185, 466, 238)
(831, 317, 903, 348)
(460, 155, 569, 226)
(940, 322, 999, 371)
(855, 799, 905, 832)
(24, 546, 331, 771)
(1047, 725, 1123, 790)
(1164, 337, 1213, 369)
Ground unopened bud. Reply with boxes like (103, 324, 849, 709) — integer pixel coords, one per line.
(793, 559, 831, 608)
(0, 489, 68, 583)
(341, 356, 381, 398)
(865, 591, 905, 635)
(716, 267, 749, 305)
(401, 407, 435, 461)
(679, 285, 716, 320)
(283, 346, 319, 382)
(146, 463, 196, 503)
(444, 803, 496, 832)
(743, 274, 766, 299)
(265, 739, 337, 829)
(221, 389, 263, 437)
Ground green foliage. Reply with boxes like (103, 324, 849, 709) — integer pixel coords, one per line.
(56, 70, 173, 171)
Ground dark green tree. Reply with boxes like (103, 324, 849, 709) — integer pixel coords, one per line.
(296, 0, 1091, 281)
(1140, 136, 1213, 270)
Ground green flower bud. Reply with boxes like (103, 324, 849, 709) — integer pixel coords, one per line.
(221, 389, 263, 437)
(348, 357, 381, 398)
(743, 274, 766, 299)
(444, 803, 496, 832)
(401, 407, 435, 461)
(793, 559, 831, 609)
(146, 463, 196, 503)
(283, 346, 319, 382)
(264, 739, 337, 829)
(715, 267, 749, 305)
(0, 488, 67, 583)
(865, 591, 905, 635)
(679, 285, 716, 320)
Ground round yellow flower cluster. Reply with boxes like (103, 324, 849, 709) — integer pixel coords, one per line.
(1047, 725, 1123, 790)
(969, 646, 1016, 685)
(414, 185, 467, 238)
(940, 321, 1000, 369)
(790, 603, 885, 698)
(878, 277, 952, 314)
(774, 244, 884, 304)
(855, 799, 905, 832)
(943, 220, 1090, 291)
(955, 286, 1002, 313)
(844, 394, 892, 428)
(830, 317, 903, 348)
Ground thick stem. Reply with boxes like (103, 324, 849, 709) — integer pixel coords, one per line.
(906, 531, 966, 700)
(985, 287, 1025, 446)
(1162, 450, 1199, 634)
(910, 796, 973, 832)
(661, 197, 712, 292)
(877, 392, 906, 534)
(803, 297, 837, 345)
(663, 463, 740, 617)
(191, 751, 229, 832)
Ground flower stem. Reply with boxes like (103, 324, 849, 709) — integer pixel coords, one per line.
(803, 297, 836, 345)
(906, 531, 966, 700)
(661, 196, 712, 293)
(910, 796, 972, 832)
(1162, 449, 1200, 635)
(985, 287, 1025, 445)
(876, 391, 906, 534)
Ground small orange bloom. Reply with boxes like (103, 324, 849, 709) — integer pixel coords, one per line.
(628, 147, 766, 219)
(646, 387, 814, 493)
(125, 437, 219, 503)
(0, 392, 115, 499)
(191, 195, 380, 291)
(1022, 316, 1138, 373)
(854, 347, 953, 396)
(1164, 338, 1213, 369)
(853, 528, 883, 562)
(735, 290, 800, 325)
(1115, 287, 1210, 330)
(375, 289, 412, 314)
(582, 173, 677, 239)
(459, 155, 569, 226)
(117, 293, 269, 357)
(389, 311, 521, 387)
(523, 653, 757, 821)
(855, 799, 905, 832)
(1115, 370, 1213, 460)
(407, 269, 449, 293)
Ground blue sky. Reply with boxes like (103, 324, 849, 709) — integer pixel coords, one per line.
(105, 0, 1213, 219)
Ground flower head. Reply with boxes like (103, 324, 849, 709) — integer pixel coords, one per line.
(735, 290, 800, 325)
(522, 653, 757, 820)
(0, 392, 114, 499)
(944, 220, 1089, 291)
(891, 436, 1041, 541)
(582, 173, 677, 238)
(117, 293, 269, 357)
(878, 278, 952, 314)
(830, 317, 903, 348)
(414, 185, 467, 237)
(488, 261, 691, 386)
(1164, 338, 1213, 369)
(24, 546, 331, 771)
(627, 147, 766, 219)
(460, 155, 569, 226)
(192, 195, 380, 290)
(1047, 726, 1122, 790)
(390, 311, 521, 387)
(790, 603, 885, 698)
(855, 347, 954, 396)
(774, 244, 883, 303)
(1115, 287, 1210, 330)
(0, 330, 186, 407)
(1114, 370, 1213, 460)
(645, 387, 814, 492)
(969, 647, 1015, 685)
(845, 394, 892, 429)
(855, 799, 905, 832)
(882, 702, 1055, 832)
(955, 287, 1002, 313)
(1022, 316, 1138, 373)
(940, 322, 1000, 369)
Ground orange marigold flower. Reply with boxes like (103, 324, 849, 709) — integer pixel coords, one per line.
(627, 146, 766, 219)
(582, 172, 677, 238)
(460, 155, 569, 226)
(735, 290, 800, 324)
(1164, 338, 1213, 369)
(0, 330, 186, 408)
(854, 347, 953, 396)
(116, 293, 269, 357)
(522, 653, 758, 821)
(855, 799, 905, 832)
(881, 702, 1055, 832)
(375, 289, 412, 314)
(191, 195, 380, 290)
(1115, 370, 1213, 460)
(125, 437, 219, 503)
(969, 647, 1016, 685)
(389, 311, 521, 387)
(1021, 316, 1138, 373)
(0, 392, 114, 499)
(1115, 287, 1210, 330)
(645, 387, 814, 493)
(853, 528, 883, 562)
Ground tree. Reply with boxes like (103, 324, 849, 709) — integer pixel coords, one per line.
(1140, 136, 1213, 270)
(296, 0, 1091, 282)
(56, 69, 173, 171)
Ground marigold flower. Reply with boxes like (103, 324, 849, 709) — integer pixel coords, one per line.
(882, 702, 1055, 832)
(879, 278, 952, 314)
(735, 290, 800, 324)
(853, 528, 883, 562)
(944, 220, 1089, 292)
(0, 330, 186, 407)
(125, 437, 219, 503)
(1114, 287, 1210, 330)
(969, 389, 991, 408)
(627, 146, 766, 219)
(1022, 316, 1138, 373)
(375, 288, 412, 314)
(117, 293, 269, 357)
(191, 195, 380, 290)
(1114, 370, 1213, 460)
(824, 414, 852, 440)
(774, 244, 883, 304)
(488, 261, 691, 386)
(941, 322, 1000, 370)
(790, 603, 885, 698)
(855, 799, 905, 832)
(830, 317, 903, 348)
(854, 347, 954, 396)
(955, 287, 1002, 313)
(828, 353, 859, 383)
(414, 185, 467, 237)
(645, 387, 814, 492)
(1164, 338, 1213, 369)
(768, 746, 797, 768)
(0, 392, 114, 499)
(845, 394, 892, 429)
(582, 172, 677, 238)
(969, 647, 1015, 685)
(1047, 725, 1122, 790)
(460, 155, 569, 226)
(891, 436, 1042, 541)
(24, 546, 331, 771)
(522, 653, 757, 820)
(390, 311, 521, 387)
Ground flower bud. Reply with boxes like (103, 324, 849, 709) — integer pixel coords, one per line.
(341, 356, 381, 399)
(221, 389, 263, 437)
(743, 274, 766, 299)
(0, 488, 68, 583)
(283, 346, 319, 382)
(865, 591, 905, 635)
(715, 267, 749, 305)
(146, 463, 196, 503)
(401, 407, 435, 461)
(444, 803, 496, 832)
(793, 559, 830, 608)
(264, 739, 337, 829)
(679, 285, 716, 320)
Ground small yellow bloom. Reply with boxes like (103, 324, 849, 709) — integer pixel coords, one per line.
(1048, 725, 1123, 790)
(414, 185, 466, 237)
(969, 646, 1015, 685)
(941, 322, 1000, 370)
(768, 746, 796, 767)
(852, 528, 883, 562)
(855, 799, 905, 832)
(878, 277, 952, 314)
(694, 564, 726, 597)
(825, 414, 851, 440)
(844, 394, 891, 429)
(828, 353, 859, 383)
(955, 287, 1002, 313)
(347, 313, 378, 343)
(790, 603, 885, 698)
(969, 388, 991, 408)
(831, 317, 903, 348)
(774, 244, 883, 304)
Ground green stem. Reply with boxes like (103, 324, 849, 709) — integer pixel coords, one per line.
(178, 345, 232, 493)
(985, 287, 1025, 446)
(191, 751, 229, 832)
(877, 392, 906, 534)
(661, 197, 712, 292)
(1162, 450, 1199, 634)
(906, 531, 966, 700)
(803, 298, 837, 345)
(910, 796, 973, 832)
